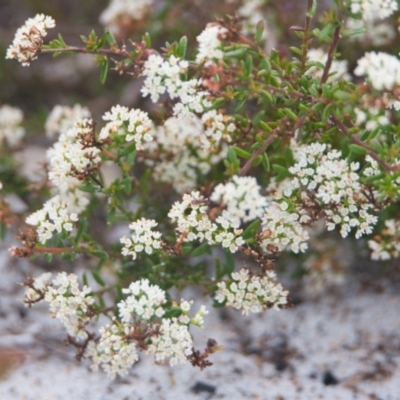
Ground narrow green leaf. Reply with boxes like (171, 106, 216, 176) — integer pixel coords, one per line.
(289, 46, 302, 56)
(100, 57, 109, 84)
(178, 36, 188, 58)
(242, 220, 261, 240)
(233, 146, 251, 159)
(142, 32, 152, 48)
(191, 243, 211, 257)
(260, 57, 271, 70)
(260, 121, 272, 132)
(74, 219, 87, 245)
(228, 147, 238, 163)
(235, 98, 246, 112)
(255, 20, 264, 43)
(82, 272, 88, 287)
(349, 144, 367, 155)
(222, 250, 235, 276)
(306, 0, 317, 17)
(262, 152, 270, 172)
(92, 270, 106, 287)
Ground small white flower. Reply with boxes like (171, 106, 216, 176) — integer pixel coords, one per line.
(6, 14, 55, 66)
(216, 269, 288, 315)
(196, 24, 228, 65)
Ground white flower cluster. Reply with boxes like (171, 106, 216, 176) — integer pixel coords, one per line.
(355, 52, 400, 91)
(346, 17, 396, 47)
(289, 143, 378, 238)
(26, 195, 79, 243)
(118, 279, 166, 321)
(87, 323, 139, 379)
(99, 0, 153, 34)
(306, 48, 350, 82)
(215, 268, 288, 315)
(99, 105, 153, 150)
(24, 272, 94, 340)
(196, 24, 228, 65)
(141, 54, 211, 118)
(201, 110, 235, 150)
(168, 191, 245, 253)
(363, 155, 400, 198)
(47, 119, 102, 187)
(0, 104, 25, 147)
(354, 106, 389, 132)
(86, 279, 207, 378)
(45, 104, 91, 138)
(368, 219, 400, 260)
(6, 14, 55, 66)
(261, 198, 310, 254)
(23, 272, 52, 304)
(120, 218, 163, 260)
(139, 115, 229, 193)
(349, 0, 398, 21)
(147, 316, 193, 366)
(211, 175, 267, 224)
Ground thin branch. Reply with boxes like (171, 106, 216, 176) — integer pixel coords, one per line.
(331, 115, 394, 172)
(40, 46, 133, 59)
(239, 130, 279, 176)
(301, 0, 315, 71)
(320, 26, 341, 84)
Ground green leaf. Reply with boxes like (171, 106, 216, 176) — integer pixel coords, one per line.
(233, 146, 251, 159)
(282, 108, 298, 121)
(244, 55, 253, 77)
(182, 244, 192, 255)
(142, 32, 152, 48)
(222, 249, 235, 276)
(235, 98, 247, 112)
(242, 220, 261, 240)
(178, 36, 188, 58)
(306, 0, 317, 17)
(92, 270, 106, 287)
(164, 308, 182, 319)
(262, 152, 270, 172)
(289, 46, 302, 56)
(272, 164, 290, 176)
(82, 272, 89, 287)
(342, 27, 365, 37)
(251, 155, 263, 166)
(74, 219, 87, 245)
(260, 57, 271, 70)
(93, 250, 109, 260)
(322, 104, 335, 122)
(79, 183, 97, 193)
(100, 57, 109, 84)
(333, 90, 349, 100)
(260, 121, 273, 132)
(255, 20, 265, 43)
(225, 48, 248, 58)
(191, 243, 211, 257)
(349, 144, 367, 155)
(228, 147, 238, 163)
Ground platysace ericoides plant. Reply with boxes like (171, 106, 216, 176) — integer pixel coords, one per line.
(3, 0, 400, 379)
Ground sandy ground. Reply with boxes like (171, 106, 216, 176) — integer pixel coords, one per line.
(1, 243, 400, 400)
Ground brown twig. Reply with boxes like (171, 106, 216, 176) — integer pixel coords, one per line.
(301, 0, 315, 71)
(40, 46, 133, 59)
(239, 129, 279, 176)
(331, 115, 394, 172)
(320, 26, 341, 84)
